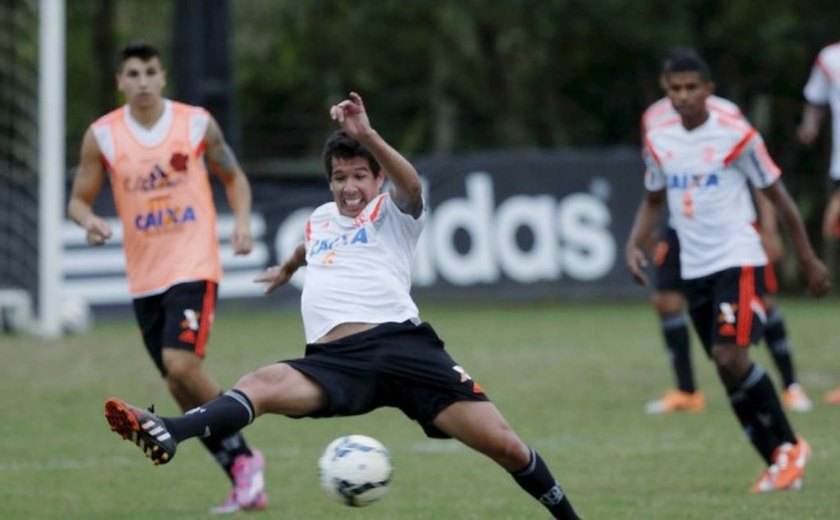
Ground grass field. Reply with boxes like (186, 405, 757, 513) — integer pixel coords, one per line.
(1, 298, 839, 519)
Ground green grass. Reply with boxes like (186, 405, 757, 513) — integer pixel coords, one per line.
(1, 298, 839, 519)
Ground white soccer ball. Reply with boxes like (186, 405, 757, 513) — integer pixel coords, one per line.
(60, 296, 92, 335)
(318, 434, 393, 507)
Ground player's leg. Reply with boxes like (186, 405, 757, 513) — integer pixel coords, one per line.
(685, 273, 780, 463)
(158, 281, 267, 513)
(105, 363, 325, 455)
(761, 265, 812, 412)
(433, 401, 581, 520)
(701, 266, 809, 492)
(646, 228, 705, 414)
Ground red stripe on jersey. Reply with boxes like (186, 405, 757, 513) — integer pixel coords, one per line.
(641, 99, 672, 131)
(723, 129, 758, 167)
(643, 135, 663, 166)
(736, 267, 755, 347)
(194, 139, 207, 157)
(368, 194, 387, 223)
(195, 281, 216, 358)
(755, 139, 781, 178)
(304, 218, 312, 242)
(707, 100, 743, 120)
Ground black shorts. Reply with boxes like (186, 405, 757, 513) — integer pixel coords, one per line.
(653, 227, 683, 292)
(683, 266, 767, 356)
(283, 321, 490, 439)
(132, 280, 217, 376)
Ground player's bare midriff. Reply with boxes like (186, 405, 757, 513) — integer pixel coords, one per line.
(316, 322, 379, 344)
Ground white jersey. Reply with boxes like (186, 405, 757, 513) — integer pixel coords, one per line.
(803, 42, 840, 179)
(642, 96, 746, 228)
(643, 111, 781, 279)
(300, 192, 424, 343)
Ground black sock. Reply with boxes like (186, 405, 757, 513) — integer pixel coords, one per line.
(727, 385, 778, 464)
(163, 389, 255, 443)
(741, 364, 796, 445)
(763, 308, 795, 388)
(661, 313, 695, 393)
(511, 448, 580, 520)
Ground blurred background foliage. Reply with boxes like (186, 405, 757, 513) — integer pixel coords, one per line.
(64, 0, 840, 252)
(65, 0, 840, 159)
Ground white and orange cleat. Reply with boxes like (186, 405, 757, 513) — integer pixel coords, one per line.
(644, 390, 707, 414)
(824, 386, 840, 405)
(750, 436, 811, 493)
(782, 384, 813, 413)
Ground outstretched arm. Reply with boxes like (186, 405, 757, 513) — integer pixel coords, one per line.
(254, 243, 307, 294)
(68, 128, 112, 246)
(205, 116, 253, 255)
(330, 92, 423, 217)
(625, 189, 666, 286)
(761, 180, 830, 296)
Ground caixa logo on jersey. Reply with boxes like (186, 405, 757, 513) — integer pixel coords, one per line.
(667, 172, 720, 190)
(134, 197, 197, 231)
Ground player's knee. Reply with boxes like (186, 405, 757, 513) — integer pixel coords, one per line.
(652, 291, 683, 314)
(711, 345, 750, 384)
(234, 364, 292, 398)
(486, 431, 529, 470)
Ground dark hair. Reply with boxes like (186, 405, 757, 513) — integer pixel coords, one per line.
(117, 42, 161, 71)
(661, 48, 711, 81)
(322, 130, 381, 181)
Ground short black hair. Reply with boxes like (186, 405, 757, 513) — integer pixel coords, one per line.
(118, 42, 161, 71)
(661, 48, 711, 81)
(322, 130, 381, 181)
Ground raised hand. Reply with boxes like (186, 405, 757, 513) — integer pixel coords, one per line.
(329, 92, 372, 138)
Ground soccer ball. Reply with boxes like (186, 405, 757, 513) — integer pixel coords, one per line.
(318, 434, 393, 507)
(60, 296, 92, 335)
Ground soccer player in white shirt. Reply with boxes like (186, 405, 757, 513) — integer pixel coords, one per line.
(797, 41, 840, 405)
(642, 58, 813, 415)
(103, 92, 581, 519)
(626, 50, 830, 493)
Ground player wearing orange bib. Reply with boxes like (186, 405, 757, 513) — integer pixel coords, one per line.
(68, 42, 266, 514)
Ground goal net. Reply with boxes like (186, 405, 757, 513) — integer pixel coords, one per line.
(1, 0, 65, 337)
(0, 0, 39, 333)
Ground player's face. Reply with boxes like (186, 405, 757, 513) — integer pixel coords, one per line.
(663, 71, 712, 125)
(329, 156, 385, 217)
(117, 57, 166, 108)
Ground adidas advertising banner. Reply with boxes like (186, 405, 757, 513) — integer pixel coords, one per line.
(62, 147, 647, 307)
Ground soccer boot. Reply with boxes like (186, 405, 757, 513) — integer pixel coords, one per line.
(644, 389, 706, 414)
(210, 490, 268, 515)
(233, 449, 268, 508)
(104, 397, 176, 465)
(210, 449, 268, 514)
(782, 384, 813, 412)
(750, 436, 811, 493)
